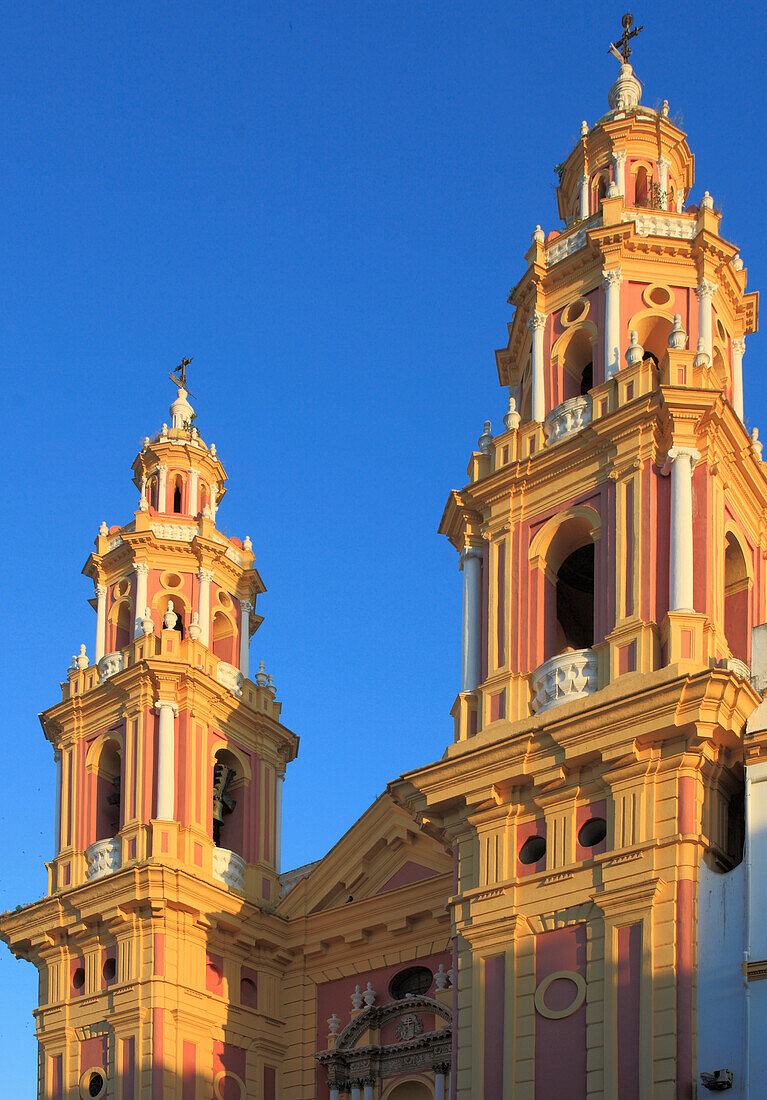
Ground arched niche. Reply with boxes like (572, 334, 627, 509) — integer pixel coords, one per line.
(210, 742, 252, 855)
(384, 1081, 433, 1100)
(86, 735, 123, 842)
(212, 610, 237, 665)
(626, 309, 675, 363)
(109, 599, 132, 652)
(153, 592, 187, 639)
(552, 322, 597, 398)
(724, 528, 751, 663)
(172, 473, 184, 515)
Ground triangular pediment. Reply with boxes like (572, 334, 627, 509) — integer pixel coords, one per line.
(277, 793, 451, 918)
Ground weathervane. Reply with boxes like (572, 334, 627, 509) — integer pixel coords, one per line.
(169, 356, 195, 398)
(609, 13, 643, 64)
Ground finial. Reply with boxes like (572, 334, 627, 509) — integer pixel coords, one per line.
(694, 337, 711, 370)
(161, 423, 168, 438)
(363, 982, 376, 1007)
(580, 119, 588, 137)
(435, 963, 449, 991)
(142, 608, 154, 636)
(266, 673, 277, 697)
(139, 477, 149, 512)
(503, 394, 521, 432)
(606, 181, 619, 198)
(351, 985, 364, 1011)
(625, 331, 644, 366)
(478, 420, 493, 455)
(142, 436, 150, 450)
(327, 1013, 341, 1037)
(163, 600, 178, 630)
(202, 502, 213, 520)
(99, 521, 108, 536)
(76, 644, 89, 670)
(210, 443, 217, 457)
(752, 428, 763, 460)
(256, 661, 268, 688)
(701, 191, 714, 210)
(68, 655, 78, 675)
(532, 224, 544, 243)
(609, 12, 644, 64)
(660, 99, 669, 118)
(188, 611, 202, 641)
(243, 535, 253, 552)
(733, 253, 744, 271)
(668, 315, 687, 350)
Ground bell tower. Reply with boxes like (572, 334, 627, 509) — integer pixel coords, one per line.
(394, 33, 763, 1100)
(0, 371, 298, 1099)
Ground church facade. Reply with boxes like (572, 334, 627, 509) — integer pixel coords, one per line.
(3, 39, 767, 1100)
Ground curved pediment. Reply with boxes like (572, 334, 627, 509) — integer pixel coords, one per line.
(334, 994, 452, 1052)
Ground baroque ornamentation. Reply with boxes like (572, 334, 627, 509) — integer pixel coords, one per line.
(395, 1013, 424, 1041)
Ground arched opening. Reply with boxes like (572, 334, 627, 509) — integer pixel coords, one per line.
(555, 544, 594, 654)
(724, 533, 749, 663)
(386, 1082, 432, 1100)
(634, 165, 649, 208)
(94, 740, 121, 841)
(211, 610, 236, 664)
(212, 747, 245, 855)
(113, 600, 131, 651)
(172, 475, 183, 514)
(593, 172, 608, 213)
(149, 475, 158, 510)
(519, 360, 532, 421)
(629, 314, 674, 364)
(157, 594, 186, 640)
(562, 329, 595, 399)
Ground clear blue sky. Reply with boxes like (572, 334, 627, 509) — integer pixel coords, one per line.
(0, 1, 762, 1087)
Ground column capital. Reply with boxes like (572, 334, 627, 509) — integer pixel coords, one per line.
(612, 148, 627, 166)
(95, 583, 107, 597)
(239, 599, 254, 614)
(198, 567, 214, 583)
(658, 154, 671, 170)
(732, 336, 747, 355)
(695, 278, 718, 301)
(527, 310, 546, 331)
(433, 1062, 451, 1074)
(662, 446, 701, 475)
(579, 172, 589, 185)
(155, 699, 178, 716)
(459, 545, 484, 568)
(601, 266, 622, 289)
(135, 562, 149, 577)
(157, 462, 168, 474)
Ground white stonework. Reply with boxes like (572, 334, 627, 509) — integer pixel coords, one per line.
(95, 584, 107, 663)
(134, 562, 149, 637)
(86, 837, 121, 881)
(149, 522, 196, 542)
(602, 267, 623, 379)
(695, 279, 719, 364)
(528, 310, 547, 422)
(620, 210, 696, 240)
(198, 568, 213, 646)
(732, 336, 746, 421)
(531, 649, 598, 713)
(612, 149, 627, 196)
(211, 847, 246, 892)
(97, 651, 124, 682)
(579, 174, 589, 220)
(155, 699, 178, 821)
(460, 546, 483, 694)
(665, 447, 700, 612)
(543, 395, 593, 446)
(216, 661, 244, 697)
(239, 600, 252, 677)
(546, 225, 588, 268)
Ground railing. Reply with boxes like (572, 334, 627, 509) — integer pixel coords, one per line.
(544, 395, 593, 447)
(216, 661, 244, 697)
(98, 651, 124, 682)
(86, 837, 121, 880)
(531, 648, 598, 713)
(212, 847, 246, 892)
(620, 210, 696, 241)
(724, 657, 751, 681)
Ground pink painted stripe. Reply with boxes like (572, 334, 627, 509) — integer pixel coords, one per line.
(676, 880, 694, 1098)
(152, 1007, 164, 1100)
(122, 1037, 135, 1100)
(617, 924, 641, 1100)
(483, 955, 505, 1098)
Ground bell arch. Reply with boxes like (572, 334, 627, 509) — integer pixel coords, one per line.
(626, 308, 675, 363)
(723, 527, 752, 664)
(552, 322, 598, 398)
(86, 734, 123, 843)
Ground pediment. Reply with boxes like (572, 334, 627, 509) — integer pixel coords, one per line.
(277, 794, 451, 918)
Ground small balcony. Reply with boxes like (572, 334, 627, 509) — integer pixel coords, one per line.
(531, 648, 598, 714)
(212, 847, 246, 892)
(216, 661, 244, 697)
(544, 395, 593, 447)
(86, 837, 121, 880)
(97, 651, 124, 682)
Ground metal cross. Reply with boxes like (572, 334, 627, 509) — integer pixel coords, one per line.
(609, 12, 644, 63)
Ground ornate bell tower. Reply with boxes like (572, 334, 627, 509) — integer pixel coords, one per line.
(394, 28, 764, 1100)
(0, 370, 297, 1099)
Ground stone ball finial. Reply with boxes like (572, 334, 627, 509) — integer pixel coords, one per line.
(210, 443, 217, 457)
(243, 535, 253, 552)
(327, 1013, 341, 1037)
(142, 436, 150, 450)
(733, 253, 744, 271)
(606, 181, 619, 198)
(99, 521, 108, 536)
(256, 660, 268, 688)
(163, 600, 178, 630)
(363, 982, 376, 1007)
(532, 224, 544, 243)
(188, 611, 202, 641)
(752, 428, 764, 460)
(351, 985, 364, 1011)
(625, 331, 644, 367)
(660, 99, 670, 118)
(608, 63, 642, 112)
(142, 608, 155, 636)
(580, 119, 588, 137)
(266, 673, 277, 697)
(68, 655, 79, 674)
(503, 394, 521, 432)
(701, 191, 714, 210)
(694, 337, 711, 370)
(161, 423, 168, 438)
(76, 644, 89, 670)
(668, 314, 687, 350)
(478, 420, 493, 455)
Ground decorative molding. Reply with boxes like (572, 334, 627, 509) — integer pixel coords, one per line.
(696, 279, 719, 302)
(97, 652, 124, 683)
(534, 970, 586, 1019)
(211, 847, 246, 893)
(216, 662, 244, 697)
(531, 648, 598, 713)
(546, 226, 588, 268)
(527, 310, 547, 331)
(601, 266, 623, 289)
(544, 395, 593, 447)
(86, 837, 120, 881)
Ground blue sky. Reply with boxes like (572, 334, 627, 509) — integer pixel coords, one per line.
(0, 0, 763, 1086)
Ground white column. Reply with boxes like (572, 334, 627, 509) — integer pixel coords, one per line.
(155, 700, 178, 821)
(612, 149, 626, 196)
(95, 584, 107, 662)
(461, 546, 483, 693)
(528, 310, 546, 423)
(198, 568, 213, 647)
(54, 750, 62, 853)
(695, 279, 718, 364)
(329, 1089, 339, 1100)
(351, 1086, 361, 1100)
(602, 267, 623, 380)
(188, 467, 199, 514)
(732, 337, 746, 422)
(274, 771, 284, 873)
(667, 447, 700, 612)
(435, 1071, 447, 1100)
(363, 1082, 373, 1100)
(157, 464, 168, 513)
(239, 599, 252, 678)
(579, 174, 589, 219)
(134, 563, 149, 637)
(658, 156, 670, 209)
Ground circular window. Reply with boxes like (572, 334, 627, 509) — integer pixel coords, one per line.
(716, 318, 727, 341)
(162, 572, 182, 590)
(79, 1069, 106, 1100)
(578, 817, 607, 848)
(72, 967, 85, 991)
(389, 966, 433, 1000)
(217, 590, 231, 607)
(519, 835, 546, 865)
(213, 1071, 245, 1100)
(102, 957, 116, 984)
(563, 298, 588, 325)
(644, 284, 672, 308)
(114, 579, 130, 598)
